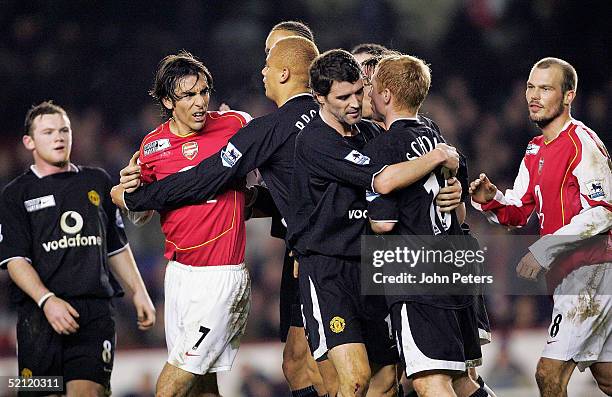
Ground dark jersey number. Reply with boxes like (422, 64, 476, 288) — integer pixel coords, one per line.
(550, 314, 562, 338)
(192, 326, 211, 350)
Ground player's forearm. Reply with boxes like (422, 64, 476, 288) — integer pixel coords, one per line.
(373, 149, 444, 194)
(529, 206, 612, 269)
(7, 258, 52, 303)
(126, 160, 223, 211)
(108, 247, 149, 296)
(471, 190, 534, 227)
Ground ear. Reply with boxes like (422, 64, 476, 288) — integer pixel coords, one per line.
(161, 97, 174, 111)
(383, 88, 392, 105)
(564, 90, 575, 106)
(23, 134, 35, 151)
(280, 68, 290, 84)
(315, 93, 326, 106)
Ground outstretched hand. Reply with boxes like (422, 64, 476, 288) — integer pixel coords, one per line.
(469, 173, 497, 204)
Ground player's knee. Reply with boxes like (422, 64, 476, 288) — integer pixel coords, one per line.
(534, 359, 567, 393)
(349, 368, 372, 393)
(593, 375, 612, 396)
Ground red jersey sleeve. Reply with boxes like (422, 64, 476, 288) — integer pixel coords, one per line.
(471, 157, 536, 227)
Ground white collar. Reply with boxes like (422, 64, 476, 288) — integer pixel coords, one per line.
(30, 163, 79, 179)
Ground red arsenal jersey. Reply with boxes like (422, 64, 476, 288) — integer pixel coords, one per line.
(472, 119, 612, 284)
(138, 110, 251, 266)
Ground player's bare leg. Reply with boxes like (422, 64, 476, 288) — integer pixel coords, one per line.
(156, 362, 218, 397)
(318, 357, 339, 396)
(66, 380, 106, 397)
(187, 373, 219, 397)
(590, 362, 612, 395)
(451, 371, 479, 397)
(534, 357, 576, 397)
(284, 326, 327, 395)
(412, 371, 456, 397)
(367, 363, 397, 397)
(328, 343, 371, 397)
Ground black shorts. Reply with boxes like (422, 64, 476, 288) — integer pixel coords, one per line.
(16, 297, 116, 396)
(476, 294, 491, 345)
(280, 248, 303, 342)
(298, 254, 398, 365)
(391, 301, 482, 378)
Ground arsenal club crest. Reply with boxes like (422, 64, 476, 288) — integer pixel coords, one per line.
(182, 142, 198, 160)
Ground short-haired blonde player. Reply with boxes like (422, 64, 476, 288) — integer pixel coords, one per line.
(366, 54, 491, 397)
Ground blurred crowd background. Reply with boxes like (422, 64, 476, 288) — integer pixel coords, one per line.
(0, 0, 609, 395)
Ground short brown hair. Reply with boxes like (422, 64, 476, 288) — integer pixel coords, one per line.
(24, 101, 67, 136)
(374, 54, 431, 112)
(533, 57, 577, 94)
(269, 36, 320, 86)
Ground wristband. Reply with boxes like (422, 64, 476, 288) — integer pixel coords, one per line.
(37, 292, 55, 308)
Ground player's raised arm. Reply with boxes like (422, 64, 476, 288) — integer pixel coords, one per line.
(470, 158, 536, 227)
(372, 143, 459, 194)
(118, 117, 279, 212)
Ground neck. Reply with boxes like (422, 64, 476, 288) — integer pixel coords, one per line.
(384, 108, 417, 130)
(320, 108, 355, 136)
(33, 160, 71, 177)
(276, 85, 309, 107)
(541, 112, 571, 142)
(169, 117, 199, 136)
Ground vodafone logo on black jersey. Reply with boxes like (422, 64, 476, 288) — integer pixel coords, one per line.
(42, 211, 102, 252)
(348, 209, 368, 219)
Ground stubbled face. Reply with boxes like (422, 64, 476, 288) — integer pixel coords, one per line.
(166, 74, 210, 134)
(526, 66, 567, 129)
(318, 80, 364, 127)
(25, 113, 72, 167)
(368, 73, 386, 122)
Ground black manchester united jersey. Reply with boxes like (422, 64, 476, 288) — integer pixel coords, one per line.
(365, 116, 474, 309)
(0, 165, 127, 304)
(287, 115, 384, 259)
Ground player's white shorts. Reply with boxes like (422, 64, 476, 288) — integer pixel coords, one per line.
(164, 260, 251, 374)
(542, 263, 611, 371)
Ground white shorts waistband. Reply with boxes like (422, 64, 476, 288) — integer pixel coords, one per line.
(168, 261, 246, 272)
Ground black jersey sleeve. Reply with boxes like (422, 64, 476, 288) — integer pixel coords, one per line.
(0, 186, 32, 268)
(99, 169, 128, 255)
(124, 116, 281, 212)
(367, 191, 399, 222)
(300, 133, 387, 191)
